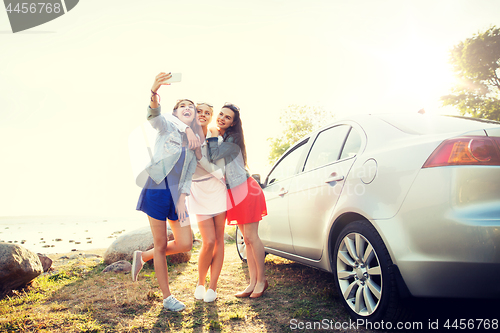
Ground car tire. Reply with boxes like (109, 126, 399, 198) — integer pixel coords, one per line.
(235, 226, 247, 262)
(333, 220, 409, 323)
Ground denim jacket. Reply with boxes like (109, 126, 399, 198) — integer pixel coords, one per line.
(136, 105, 197, 196)
(207, 134, 250, 189)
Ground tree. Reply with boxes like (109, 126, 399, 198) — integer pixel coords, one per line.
(267, 105, 334, 164)
(441, 26, 500, 121)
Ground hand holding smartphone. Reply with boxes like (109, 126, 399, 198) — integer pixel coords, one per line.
(166, 73, 182, 84)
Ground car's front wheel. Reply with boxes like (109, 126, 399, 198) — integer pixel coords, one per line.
(333, 220, 409, 323)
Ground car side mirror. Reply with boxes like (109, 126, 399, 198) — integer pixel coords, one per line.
(251, 174, 263, 188)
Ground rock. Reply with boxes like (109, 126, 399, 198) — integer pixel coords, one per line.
(167, 251, 191, 265)
(104, 226, 192, 265)
(37, 253, 52, 272)
(83, 254, 101, 259)
(0, 243, 43, 299)
(102, 260, 132, 274)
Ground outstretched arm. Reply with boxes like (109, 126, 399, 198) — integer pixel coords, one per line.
(150, 72, 171, 109)
(148, 72, 200, 149)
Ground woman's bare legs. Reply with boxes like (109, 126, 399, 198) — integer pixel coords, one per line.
(141, 218, 193, 263)
(239, 222, 267, 294)
(147, 216, 193, 299)
(197, 212, 226, 290)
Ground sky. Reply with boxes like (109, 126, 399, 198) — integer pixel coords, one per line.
(1, 0, 499, 217)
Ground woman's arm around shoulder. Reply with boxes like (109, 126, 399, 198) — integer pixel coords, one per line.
(207, 133, 241, 162)
(209, 127, 220, 138)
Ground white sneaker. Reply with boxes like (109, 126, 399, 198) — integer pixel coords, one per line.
(204, 289, 217, 303)
(131, 250, 144, 282)
(163, 295, 186, 312)
(194, 285, 205, 300)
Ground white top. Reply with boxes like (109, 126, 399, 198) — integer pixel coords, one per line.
(193, 130, 225, 182)
(187, 131, 227, 216)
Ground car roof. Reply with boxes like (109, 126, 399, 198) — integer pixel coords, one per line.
(375, 114, 500, 135)
(314, 113, 500, 137)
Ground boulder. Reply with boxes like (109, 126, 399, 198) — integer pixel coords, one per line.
(102, 260, 132, 274)
(104, 226, 192, 265)
(37, 253, 53, 272)
(0, 243, 43, 299)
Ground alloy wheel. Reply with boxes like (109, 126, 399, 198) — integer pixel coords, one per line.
(336, 232, 382, 316)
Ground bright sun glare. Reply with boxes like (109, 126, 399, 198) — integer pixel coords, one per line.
(381, 36, 456, 113)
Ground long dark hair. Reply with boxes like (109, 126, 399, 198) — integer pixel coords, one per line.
(222, 103, 247, 167)
(173, 99, 202, 140)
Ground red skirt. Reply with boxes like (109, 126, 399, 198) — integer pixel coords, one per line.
(226, 177, 267, 225)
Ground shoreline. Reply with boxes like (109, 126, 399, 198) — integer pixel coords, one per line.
(1, 214, 201, 255)
(0, 215, 149, 255)
(45, 248, 108, 269)
(46, 248, 107, 259)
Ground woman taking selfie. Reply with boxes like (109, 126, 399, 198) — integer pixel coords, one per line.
(189, 103, 227, 303)
(132, 72, 201, 312)
(207, 103, 268, 299)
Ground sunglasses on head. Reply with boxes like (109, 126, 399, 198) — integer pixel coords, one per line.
(223, 103, 240, 112)
(196, 102, 214, 108)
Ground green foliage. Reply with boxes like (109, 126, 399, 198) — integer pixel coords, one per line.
(48, 271, 72, 282)
(441, 26, 500, 120)
(267, 105, 334, 164)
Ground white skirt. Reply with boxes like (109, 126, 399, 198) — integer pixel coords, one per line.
(188, 176, 227, 216)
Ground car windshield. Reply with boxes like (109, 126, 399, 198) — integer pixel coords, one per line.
(377, 114, 500, 135)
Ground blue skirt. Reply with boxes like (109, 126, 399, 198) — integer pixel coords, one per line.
(136, 149, 187, 221)
(136, 177, 180, 221)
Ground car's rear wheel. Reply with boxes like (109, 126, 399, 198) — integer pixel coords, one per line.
(235, 226, 247, 262)
(333, 220, 408, 323)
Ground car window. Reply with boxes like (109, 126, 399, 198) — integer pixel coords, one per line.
(267, 139, 309, 185)
(340, 127, 362, 160)
(304, 125, 350, 171)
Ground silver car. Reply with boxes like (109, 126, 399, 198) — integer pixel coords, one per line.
(236, 113, 500, 322)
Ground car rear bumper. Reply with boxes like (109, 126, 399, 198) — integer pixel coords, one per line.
(396, 261, 500, 298)
(375, 166, 500, 298)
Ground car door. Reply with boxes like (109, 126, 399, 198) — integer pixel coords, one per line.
(287, 125, 362, 260)
(259, 138, 310, 254)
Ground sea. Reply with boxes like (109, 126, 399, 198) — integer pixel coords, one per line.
(0, 214, 153, 254)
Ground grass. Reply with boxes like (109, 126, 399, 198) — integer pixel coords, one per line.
(0, 226, 376, 332)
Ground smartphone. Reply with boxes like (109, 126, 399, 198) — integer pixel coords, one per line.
(166, 73, 182, 83)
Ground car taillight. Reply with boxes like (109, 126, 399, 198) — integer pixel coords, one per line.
(422, 136, 500, 168)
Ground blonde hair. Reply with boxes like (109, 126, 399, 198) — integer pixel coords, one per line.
(196, 102, 214, 115)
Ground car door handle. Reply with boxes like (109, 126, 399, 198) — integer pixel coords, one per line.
(278, 188, 288, 196)
(325, 173, 344, 183)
